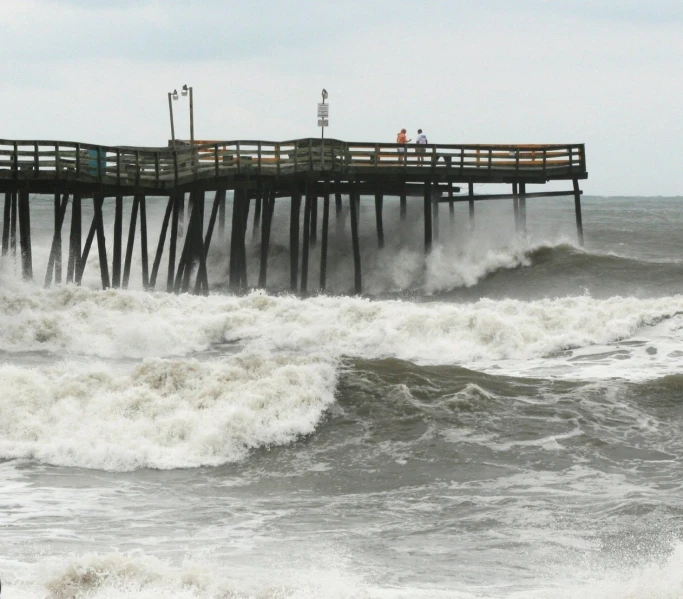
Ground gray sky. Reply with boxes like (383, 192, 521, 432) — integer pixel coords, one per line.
(2, 0, 681, 195)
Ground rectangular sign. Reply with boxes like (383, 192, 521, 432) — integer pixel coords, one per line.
(317, 103, 329, 118)
(318, 119, 329, 127)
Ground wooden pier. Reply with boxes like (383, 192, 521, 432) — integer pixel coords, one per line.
(0, 138, 587, 294)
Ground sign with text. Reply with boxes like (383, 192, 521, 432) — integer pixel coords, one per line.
(317, 119, 329, 127)
(317, 103, 329, 118)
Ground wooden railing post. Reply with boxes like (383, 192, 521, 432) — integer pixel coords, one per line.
(97, 146, 103, 182)
(34, 142, 39, 174)
(55, 143, 61, 178)
(12, 142, 18, 179)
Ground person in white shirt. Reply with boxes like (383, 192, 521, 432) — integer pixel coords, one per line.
(416, 129, 428, 164)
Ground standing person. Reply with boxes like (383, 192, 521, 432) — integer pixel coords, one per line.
(416, 129, 428, 164)
(396, 128, 411, 163)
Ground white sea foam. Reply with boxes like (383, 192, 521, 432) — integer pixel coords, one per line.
(7, 548, 371, 599)
(0, 355, 337, 470)
(2, 282, 683, 374)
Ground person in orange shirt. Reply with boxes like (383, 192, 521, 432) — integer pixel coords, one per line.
(396, 128, 411, 163)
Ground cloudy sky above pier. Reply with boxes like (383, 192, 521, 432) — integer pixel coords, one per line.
(2, 0, 681, 195)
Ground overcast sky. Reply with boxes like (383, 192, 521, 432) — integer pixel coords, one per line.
(2, 0, 681, 195)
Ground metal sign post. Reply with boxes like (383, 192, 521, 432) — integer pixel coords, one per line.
(318, 89, 329, 169)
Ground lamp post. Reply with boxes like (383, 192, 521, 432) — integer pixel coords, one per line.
(167, 90, 177, 145)
(168, 85, 194, 145)
(181, 84, 194, 143)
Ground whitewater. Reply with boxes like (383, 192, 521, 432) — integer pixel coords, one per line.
(1, 195, 683, 598)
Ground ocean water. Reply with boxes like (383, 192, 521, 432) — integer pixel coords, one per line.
(1, 194, 683, 598)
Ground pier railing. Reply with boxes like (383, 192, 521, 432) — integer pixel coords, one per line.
(0, 138, 586, 188)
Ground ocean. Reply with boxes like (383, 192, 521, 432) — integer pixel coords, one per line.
(1, 194, 682, 598)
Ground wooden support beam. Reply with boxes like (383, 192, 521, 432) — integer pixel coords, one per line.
(512, 182, 520, 233)
(122, 194, 139, 289)
(432, 191, 439, 242)
(67, 194, 81, 283)
(167, 191, 180, 292)
(334, 183, 344, 238)
(301, 188, 312, 293)
(75, 203, 98, 285)
(112, 195, 123, 287)
(519, 182, 527, 235)
(573, 178, 584, 247)
(10, 192, 17, 258)
(229, 188, 246, 290)
(290, 191, 301, 291)
(150, 195, 173, 290)
(258, 187, 275, 289)
(349, 186, 361, 295)
(18, 190, 32, 280)
(218, 188, 226, 242)
(192, 191, 209, 295)
(93, 193, 110, 289)
(468, 182, 475, 231)
(438, 189, 579, 203)
(53, 193, 63, 283)
(239, 191, 250, 288)
(176, 192, 207, 295)
(448, 181, 455, 223)
(44, 193, 69, 288)
(174, 216, 192, 293)
(202, 189, 223, 260)
(423, 181, 432, 254)
(375, 192, 384, 249)
(178, 200, 201, 293)
(1, 192, 9, 256)
(139, 194, 149, 289)
(253, 190, 262, 237)
(320, 183, 330, 291)
(309, 193, 317, 247)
